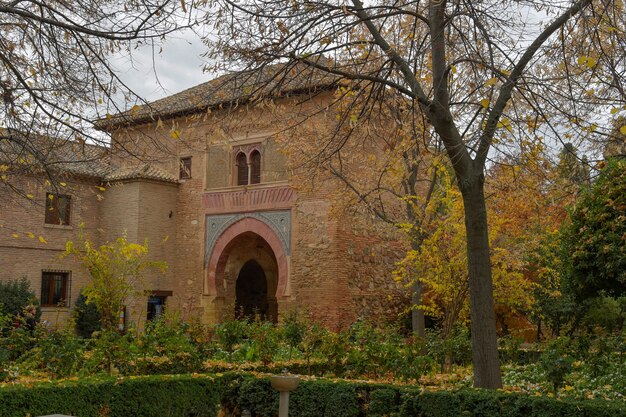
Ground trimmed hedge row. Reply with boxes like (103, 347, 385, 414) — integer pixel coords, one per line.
(223, 376, 626, 417)
(1, 373, 625, 417)
(0, 374, 222, 417)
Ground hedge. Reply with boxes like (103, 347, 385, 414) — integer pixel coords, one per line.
(1, 372, 625, 417)
(0, 374, 223, 417)
(222, 376, 626, 417)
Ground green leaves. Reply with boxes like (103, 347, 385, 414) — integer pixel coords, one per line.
(562, 158, 626, 300)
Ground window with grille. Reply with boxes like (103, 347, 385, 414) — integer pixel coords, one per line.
(45, 193, 71, 225)
(41, 271, 69, 307)
(179, 157, 192, 179)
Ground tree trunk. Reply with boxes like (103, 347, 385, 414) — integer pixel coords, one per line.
(411, 280, 426, 338)
(460, 172, 503, 389)
(410, 240, 426, 338)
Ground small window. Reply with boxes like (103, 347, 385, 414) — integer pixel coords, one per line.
(250, 150, 261, 184)
(179, 157, 192, 179)
(236, 152, 248, 186)
(41, 271, 69, 307)
(45, 193, 71, 225)
(146, 291, 172, 321)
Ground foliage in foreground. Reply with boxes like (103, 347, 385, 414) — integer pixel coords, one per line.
(0, 278, 40, 331)
(1, 372, 625, 417)
(1, 312, 625, 402)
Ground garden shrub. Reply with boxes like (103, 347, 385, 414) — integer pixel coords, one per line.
(0, 374, 223, 417)
(0, 278, 40, 331)
(2, 372, 626, 417)
(73, 291, 102, 338)
(539, 337, 574, 394)
(19, 327, 85, 378)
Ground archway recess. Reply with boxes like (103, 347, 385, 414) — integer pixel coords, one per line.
(206, 217, 289, 301)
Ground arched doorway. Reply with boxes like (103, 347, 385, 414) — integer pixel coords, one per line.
(235, 260, 269, 320)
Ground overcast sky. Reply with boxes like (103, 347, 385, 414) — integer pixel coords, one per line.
(114, 27, 210, 103)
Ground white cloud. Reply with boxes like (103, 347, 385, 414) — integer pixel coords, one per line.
(113, 27, 211, 103)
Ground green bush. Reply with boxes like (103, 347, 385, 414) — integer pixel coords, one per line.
(19, 327, 85, 378)
(221, 374, 626, 417)
(2, 372, 626, 417)
(0, 374, 222, 417)
(538, 338, 574, 394)
(0, 278, 40, 331)
(73, 291, 102, 338)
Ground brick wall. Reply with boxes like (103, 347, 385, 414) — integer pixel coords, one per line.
(0, 90, 415, 330)
(0, 174, 103, 325)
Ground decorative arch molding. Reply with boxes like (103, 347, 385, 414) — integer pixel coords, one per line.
(205, 213, 290, 298)
(205, 210, 291, 262)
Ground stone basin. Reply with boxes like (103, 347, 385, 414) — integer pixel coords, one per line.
(270, 375, 299, 392)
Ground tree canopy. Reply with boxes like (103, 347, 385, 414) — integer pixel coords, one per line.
(0, 0, 191, 197)
(563, 157, 626, 300)
(202, 0, 626, 388)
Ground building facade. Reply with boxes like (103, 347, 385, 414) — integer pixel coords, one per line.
(0, 66, 408, 329)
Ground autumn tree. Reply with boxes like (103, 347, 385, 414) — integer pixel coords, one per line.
(0, 0, 192, 198)
(201, 0, 626, 387)
(64, 233, 166, 331)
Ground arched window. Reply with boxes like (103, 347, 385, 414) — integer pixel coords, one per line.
(250, 150, 261, 184)
(236, 152, 248, 185)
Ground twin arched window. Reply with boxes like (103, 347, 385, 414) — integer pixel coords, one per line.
(236, 149, 261, 186)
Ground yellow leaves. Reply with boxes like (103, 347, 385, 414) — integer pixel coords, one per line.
(620, 125, 626, 135)
(610, 107, 620, 115)
(96, 186, 106, 192)
(0, 164, 8, 172)
(59, 182, 67, 187)
(48, 194, 54, 200)
(1, 175, 6, 181)
(130, 105, 141, 115)
(577, 56, 597, 69)
(12, 233, 19, 238)
(27, 232, 35, 239)
(26, 194, 34, 200)
(485, 77, 498, 87)
(38, 236, 47, 244)
(105, 113, 112, 120)
(170, 129, 181, 140)
(450, 65, 457, 74)
(497, 117, 513, 133)
(480, 99, 490, 108)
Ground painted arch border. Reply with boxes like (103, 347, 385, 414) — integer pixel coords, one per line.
(205, 212, 290, 298)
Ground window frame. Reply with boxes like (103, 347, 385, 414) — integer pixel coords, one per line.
(250, 150, 261, 185)
(146, 290, 172, 321)
(45, 193, 71, 225)
(233, 144, 262, 186)
(235, 151, 249, 186)
(41, 271, 70, 307)
(179, 156, 192, 179)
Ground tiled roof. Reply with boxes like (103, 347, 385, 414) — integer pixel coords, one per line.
(97, 60, 341, 130)
(104, 163, 178, 183)
(0, 133, 110, 178)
